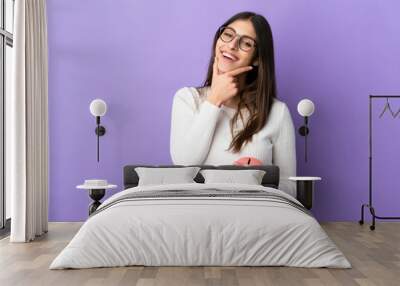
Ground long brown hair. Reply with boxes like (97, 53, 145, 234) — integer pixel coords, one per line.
(202, 12, 277, 153)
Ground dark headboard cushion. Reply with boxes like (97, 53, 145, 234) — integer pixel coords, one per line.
(123, 165, 279, 189)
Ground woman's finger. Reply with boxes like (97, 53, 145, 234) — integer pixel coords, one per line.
(226, 65, 253, 77)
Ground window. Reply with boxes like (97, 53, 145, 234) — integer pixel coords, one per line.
(0, 0, 14, 232)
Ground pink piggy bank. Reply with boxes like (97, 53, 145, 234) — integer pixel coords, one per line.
(234, 156, 263, 166)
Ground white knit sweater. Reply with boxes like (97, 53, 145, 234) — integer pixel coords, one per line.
(170, 86, 297, 196)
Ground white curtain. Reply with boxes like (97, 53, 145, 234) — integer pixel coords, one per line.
(7, 0, 49, 242)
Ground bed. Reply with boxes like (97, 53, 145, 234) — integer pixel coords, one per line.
(49, 165, 351, 269)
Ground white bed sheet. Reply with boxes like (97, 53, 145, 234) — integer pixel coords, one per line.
(50, 183, 350, 269)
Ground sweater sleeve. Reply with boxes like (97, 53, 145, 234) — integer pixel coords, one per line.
(170, 87, 222, 165)
(272, 103, 297, 197)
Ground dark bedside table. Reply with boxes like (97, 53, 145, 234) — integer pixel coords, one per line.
(77, 180, 117, 215)
(289, 176, 322, 210)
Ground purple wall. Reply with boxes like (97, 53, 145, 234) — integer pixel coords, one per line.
(47, 0, 400, 222)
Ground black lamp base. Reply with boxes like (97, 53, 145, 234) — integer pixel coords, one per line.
(298, 126, 309, 136)
(95, 126, 106, 136)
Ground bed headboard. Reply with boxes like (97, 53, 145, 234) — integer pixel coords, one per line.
(123, 165, 280, 189)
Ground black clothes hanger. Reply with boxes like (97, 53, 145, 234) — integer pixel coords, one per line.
(379, 98, 400, 118)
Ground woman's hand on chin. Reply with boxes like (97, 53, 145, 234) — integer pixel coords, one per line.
(207, 56, 252, 108)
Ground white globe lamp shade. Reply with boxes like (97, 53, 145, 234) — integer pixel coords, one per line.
(297, 99, 315, 117)
(90, 99, 107, 117)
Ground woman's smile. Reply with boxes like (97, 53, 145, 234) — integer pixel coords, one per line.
(217, 49, 241, 70)
(221, 50, 238, 61)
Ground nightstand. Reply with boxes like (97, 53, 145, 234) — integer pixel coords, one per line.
(77, 180, 117, 215)
(289, 177, 322, 210)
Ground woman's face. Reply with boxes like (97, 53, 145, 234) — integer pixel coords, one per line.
(215, 19, 258, 74)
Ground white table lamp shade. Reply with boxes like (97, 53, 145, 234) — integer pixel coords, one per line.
(297, 99, 315, 117)
(90, 99, 107, 117)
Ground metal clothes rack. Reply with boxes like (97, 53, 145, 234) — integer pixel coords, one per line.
(359, 95, 400, 230)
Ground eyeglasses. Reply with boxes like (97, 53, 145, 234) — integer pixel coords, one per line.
(218, 26, 257, 52)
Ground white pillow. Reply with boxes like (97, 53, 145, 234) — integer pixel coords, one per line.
(200, 169, 266, 185)
(135, 167, 201, 186)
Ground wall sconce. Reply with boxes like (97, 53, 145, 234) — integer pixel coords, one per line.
(297, 99, 315, 163)
(89, 99, 107, 162)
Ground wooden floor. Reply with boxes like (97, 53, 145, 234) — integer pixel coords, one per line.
(0, 222, 399, 286)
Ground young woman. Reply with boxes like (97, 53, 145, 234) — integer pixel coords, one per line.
(170, 12, 296, 196)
